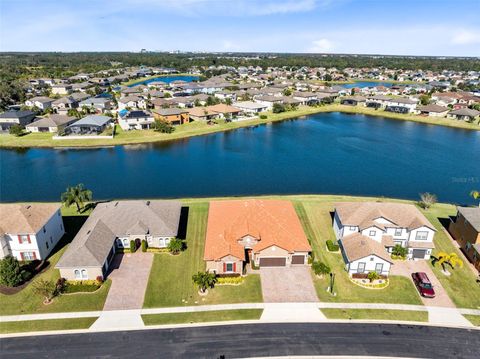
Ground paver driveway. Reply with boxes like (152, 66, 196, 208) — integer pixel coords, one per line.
(260, 267, 318, 303)
(390, 259, 455, 308)
(103, 252, 153, 311)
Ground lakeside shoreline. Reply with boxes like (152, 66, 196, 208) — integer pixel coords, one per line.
(0, 104, 478, 149)
(122, 73, 199, 86)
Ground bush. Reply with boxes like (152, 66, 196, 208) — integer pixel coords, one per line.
(130, 239, 136, 253)
(146, 247, 170, 253)
(418, 192, 437, 209)
(64, 279, 102, 293)
(141, 239, 148, 252)
(326, 240, 339, 252)
(391, 244, 408, 258)
(9, 124, 24, 136)
(367, 271, 380, 282)
(96, 276, 104, 283)
(167, 238, 185, 255)
(153, 119, 175, 133)
(259, 114, 268, 119)
(216, 273, 241, 278)
(272, 103, 286, 113)
(55, 277, 66, 295)
(312, 261, 331, 276)
(0, 256, 24, 287)
(217, 276, 244, 285)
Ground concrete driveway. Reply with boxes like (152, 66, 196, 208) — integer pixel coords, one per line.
(260, 266, 318, 303)
(390, 259, 455, 308)
(102, 252, 153, 311)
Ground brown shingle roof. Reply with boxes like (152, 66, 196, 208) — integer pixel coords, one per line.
(204, 199, 311, 261)
(341, 233, 392, 263)
(0, 204, 60, 234)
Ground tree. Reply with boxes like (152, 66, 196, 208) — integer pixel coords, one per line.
(432, 252, 464, 272)
(272, 103, 286, 113)
(367, 271, 380, 282)
(419, 94, 431, 106)
(153, 119, 174, 133)
(32, 279, 56, 304)
(418, 192, 437, 210)
(392, 244, 408, 258)
(0, 256, 24, 287)
(471, 190, 480, 206)
(282, 88, 292, 96)
(141, 239, 148, 252)
(9, 124, 24, 137)
(130, 239, 136, 253)
(324, 74, 332, 82)
(167, 238, 184, 255)
(192, 271, 217, 294)
(311, 261, 330, 278)
(61, 183, 93, 213)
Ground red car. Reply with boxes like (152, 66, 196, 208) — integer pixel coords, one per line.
(412, 272, 436, 298)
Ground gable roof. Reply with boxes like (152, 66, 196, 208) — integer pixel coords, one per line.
(457, 207, 480, 232)
(335, 202, 436, 231)
(26, 115, 76, 128)
(341, 233, 393, 263)
(0, 204, 60, 234)
(204, 199, 311, 261)
(56, 200, 182, 268)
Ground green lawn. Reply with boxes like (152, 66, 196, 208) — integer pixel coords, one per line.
(143, 201, 263, 308)
(0, 213, 111, 315)
(294, 198, 423, 305)
(463, 315, 480, 326)
(321, 308, 428, 322)
(142, 309, 263, 326)
(0, 317, 98, 334)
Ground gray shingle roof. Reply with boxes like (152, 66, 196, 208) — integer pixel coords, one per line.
(71, 115, 112, 127)
(457, 207, 480, 232)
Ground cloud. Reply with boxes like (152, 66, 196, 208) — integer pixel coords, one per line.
(451, 30, 480, 45)
(309, 38, 334, 52)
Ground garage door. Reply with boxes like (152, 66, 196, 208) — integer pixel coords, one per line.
(259, 257, 286, 267)
(291, 255, 305, 265)
(412, 249, 427, 259)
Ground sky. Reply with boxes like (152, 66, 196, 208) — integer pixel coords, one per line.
(1, 0, 479, 56)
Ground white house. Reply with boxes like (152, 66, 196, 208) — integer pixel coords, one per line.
(233, 101, 268, 114)
(0, 204, 65, 261)
(333, 202, 436, 275)
(118, 95, 147, 110)
(118, 110, 155, 130)
(51, 84, 73, 95)
(25, 96, 54, 110)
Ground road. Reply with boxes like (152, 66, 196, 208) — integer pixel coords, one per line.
(1, 323, 479, 358)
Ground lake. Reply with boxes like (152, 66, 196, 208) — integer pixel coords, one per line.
(342, 81, 395, 88)
(1, 112, 479, 204)
(127, 75, 199, 87)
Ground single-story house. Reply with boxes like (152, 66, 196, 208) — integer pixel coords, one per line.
(25, 96, 54, 110)
(233, 101, 268, 114)
(207, 104, 242, 119)
(118, 110, 155, 130)
(153, 108, 190, 125)
(449, 207, 480, 272)
(254, 95, 284, 110)
(0, 204, 65, 261)
(56, 200, 182, 280)
(52, 96, 78, 114)
(204, 199, 312, 274)
(51, 84, 73, 95)
(188, 107, 219, 121)
(64, 115, 113, 135)
(26, 115, 77, 133)
(416, 104, 449, 117)
(447, 108, 480, 122)
(0, 110, 36, 132)
(340, 96, 367, 106)
(333, 202, 436, 271)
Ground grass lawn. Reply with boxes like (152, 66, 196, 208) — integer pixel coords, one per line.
(141, 309, 263, 326)
(321, 308, 428, 322)
(143, 201, 263, 308)
(0, 211, 111, 315)
(293, 198, 423, 305)
(463, 315, 480, 326)
(0, 317, 98, 334)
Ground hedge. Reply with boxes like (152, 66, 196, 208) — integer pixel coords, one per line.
(217, 276, 244, 285)
(64, 280, 102, 293)
(326, 240, 339, 252)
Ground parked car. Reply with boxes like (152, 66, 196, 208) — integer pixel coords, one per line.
(412, 272, 436, 298)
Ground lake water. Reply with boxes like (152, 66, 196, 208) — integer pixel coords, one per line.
(128, 75, 199, 87)
(1, 112, 478, 204)
(342, 81, 394, 88)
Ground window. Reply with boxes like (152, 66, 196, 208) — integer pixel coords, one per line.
(43, 226, 46, 233)
(18, 235, 29, 244)
(46, 242, 49, 249)
(349, 226, 356, 231)
(357, 262, 366, 273)
(81, 269, 88, 279)
(395, 228, 402, 236)
(22, 252, 35, 261)
(74, 270, 81, 279)
(60, 224, 63, 231)
(369, 230, 376, 237)
(226, 263, 234, 272)
(123, 239, 129, 247)
(415, 231, 428, 241)
(375, 263, 384, 274)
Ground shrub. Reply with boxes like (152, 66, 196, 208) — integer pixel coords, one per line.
(217, 276, 244, 285)
(153, 119, 175, 133)
(392, 244, 408, 258)
(216, 273, 241, 278)
(130, 239, 136, 253)
(418, 192, 437, 209)
(64, 280, 102, 293)
(326, 240, 339, 252)
(9, 124, 24, 136)
(96, 276, 104, 283)
(367, 271, 380, 282)
(141, 239, 148, 252)
(272, 103, 286, 113)
(55, 278, 66, 295)
(146, 247, 170, 253)
(312, 261, 331, 276)
(0, 256, 24, 287)
(32, 279, 56, 303)
(259, 114, 268, 119)
(192, 271, 217, 293)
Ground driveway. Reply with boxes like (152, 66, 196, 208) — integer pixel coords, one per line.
(260, 266, 318, 303)
(390, 260, 455, 308)
(102, 252, 153, 311)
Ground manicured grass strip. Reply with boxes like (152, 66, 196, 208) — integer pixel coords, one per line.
(0, 317, 98, 334)
(321, 308, 428, 322)
(463, 315, 480, 327)
(142, 309, 263, 326)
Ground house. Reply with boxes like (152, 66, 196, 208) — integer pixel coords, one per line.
(0, 110, 36, 132)
(188, 107, 219, 121)
(51, 84, 73, 95)
(416, 104, 449, 117)
(118, 95, 147, 110)
(25, 96, 54, 110)
(293, 92, 321, 105)
(233, 101, 268, 114)
(204, 199, 311, 274)
(55, 200, 182, 280)
(52, 96, 78, 114)
(64, 115, 113, 135)
(207, 104, 242, 119)
(340, 96, 367, 106)
(26, 115, 77, 133)
(254, 95, 283, 110)
(384, 98, 418, 113)
(333, 202, 436, 274)
(449, 207, 480, 272)
(448, 108, 480, 122)
(118, 110, 155, 130)
(0, 204, 65, 261)
(78, 98, 113, 113)
(153, 108, 190, 125)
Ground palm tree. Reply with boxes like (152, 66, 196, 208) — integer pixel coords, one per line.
(61, 183, 92, 213)
(471, 190, 480, 206)
(167, 238, 184, 255)
(192, 271, 217, 294)
(432, 252, 464, 272)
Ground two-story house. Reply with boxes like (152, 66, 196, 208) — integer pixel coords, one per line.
(118, 110, 155, 130)
(333, 202, 436, 276)
(449, 207, 480, 272)
(0, 204, 65, 261)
